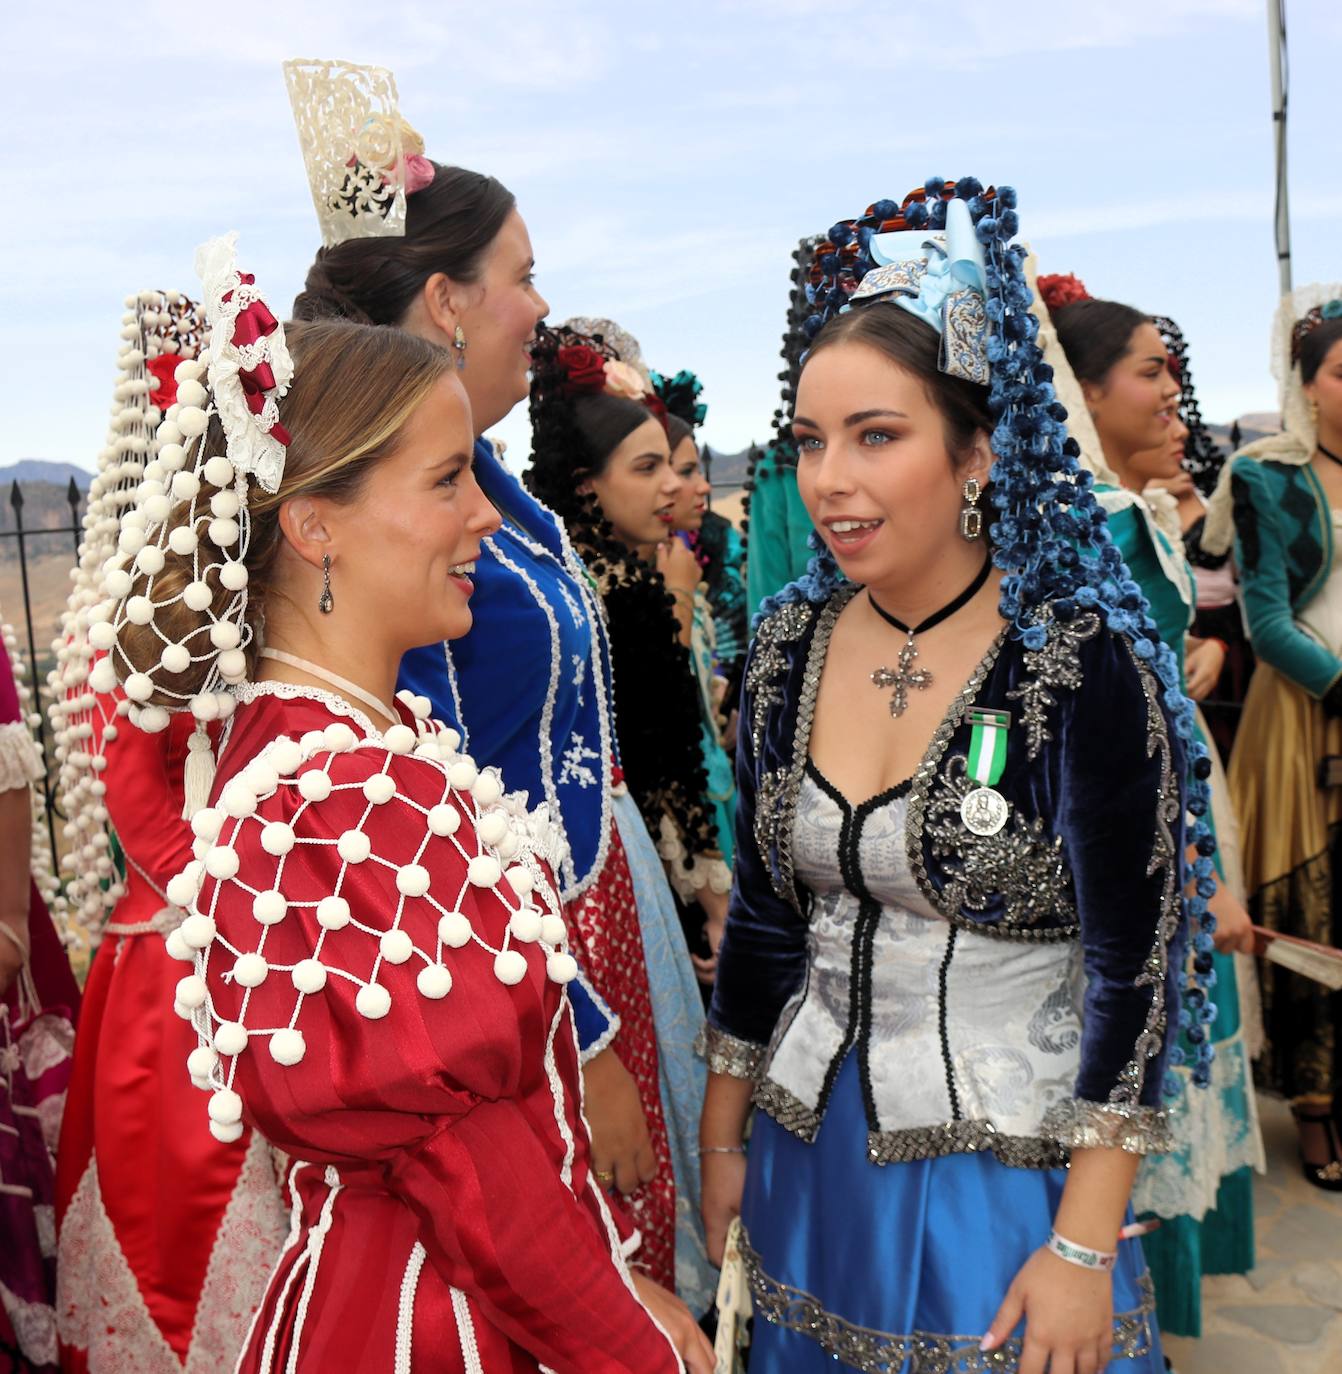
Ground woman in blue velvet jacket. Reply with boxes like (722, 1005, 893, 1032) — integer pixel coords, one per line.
(699, 179, 1215, 1374)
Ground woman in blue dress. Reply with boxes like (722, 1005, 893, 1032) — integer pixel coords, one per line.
(700, 178, 1217, 1373)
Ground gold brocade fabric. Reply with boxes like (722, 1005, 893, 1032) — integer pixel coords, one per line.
(1230, 663, 1342, 1098)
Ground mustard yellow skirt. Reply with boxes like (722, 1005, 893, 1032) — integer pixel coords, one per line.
(1230, 663, 1342, 1099)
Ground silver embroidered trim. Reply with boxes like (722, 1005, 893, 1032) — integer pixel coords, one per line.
(1005, 610, 1102, 760)
(923, 755, 1076, 937)
(741, 1231, 1157, 1373)
(752, 1077, 823, 1141)
(745, 600, 818, 757)
(697, 1024, 767, 1081)
(1040, 1098, 1173, 1156)
(1107, 642, 1181, 1109)
(905, 629, 1007, 920)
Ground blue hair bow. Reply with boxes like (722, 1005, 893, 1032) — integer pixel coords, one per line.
(848, 196, 990, 385)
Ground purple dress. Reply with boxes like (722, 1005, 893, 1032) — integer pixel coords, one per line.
(0, 633, 79, 1372)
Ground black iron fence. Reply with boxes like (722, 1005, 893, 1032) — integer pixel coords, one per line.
(2, 477, 83, 857)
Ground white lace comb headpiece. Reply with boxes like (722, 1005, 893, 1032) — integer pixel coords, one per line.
(284, 57, 433, 248)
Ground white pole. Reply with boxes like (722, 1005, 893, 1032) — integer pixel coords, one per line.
(1267, 0, 1292, 296)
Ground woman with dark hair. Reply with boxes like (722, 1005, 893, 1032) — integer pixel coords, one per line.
(1042, 276, 1260, 1339)
(284, 60, 714, 1309)
(1210, 287, 1342, 1191)
(699, 179, 1217, 1373)
(526, 325, 734, 975)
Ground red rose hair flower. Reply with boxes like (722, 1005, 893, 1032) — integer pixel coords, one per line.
(555, 345, 607, 394)
(1037, 273, 1091, 312)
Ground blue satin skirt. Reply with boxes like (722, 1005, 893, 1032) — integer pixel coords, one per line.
(740, 1056, 1165, 1372)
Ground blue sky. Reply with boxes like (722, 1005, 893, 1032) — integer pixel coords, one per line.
(2, 0, 1338, 472)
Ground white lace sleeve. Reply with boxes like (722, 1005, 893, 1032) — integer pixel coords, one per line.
(0, 720, 42, 793)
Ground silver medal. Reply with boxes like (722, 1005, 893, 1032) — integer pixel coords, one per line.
(960, 786, 1009, 836)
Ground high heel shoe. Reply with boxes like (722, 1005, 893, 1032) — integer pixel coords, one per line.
(1291, 1101, 1342, 1191)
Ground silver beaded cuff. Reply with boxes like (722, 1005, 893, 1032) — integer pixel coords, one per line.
(1041, 1098, 1173, 1156)
(697, 1024, 767, 1081)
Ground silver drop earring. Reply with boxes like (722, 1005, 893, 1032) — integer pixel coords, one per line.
(318, 553, 334, 614)
(959, 478, 983, 541)
(453, 325, 468, 371)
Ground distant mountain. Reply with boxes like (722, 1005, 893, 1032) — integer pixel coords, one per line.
(703, 444, 760, 490)
(0, 461, 93, 491)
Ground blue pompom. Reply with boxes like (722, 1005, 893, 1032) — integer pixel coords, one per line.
(870, 198, 899, 220)
(955, 175, 983, 199)
(904, 201, 929, 229)
(828, 222, 854, 247)
(924, 176, 945, 197)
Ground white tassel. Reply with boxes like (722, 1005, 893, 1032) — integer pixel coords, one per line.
(182, 723, 216, 819)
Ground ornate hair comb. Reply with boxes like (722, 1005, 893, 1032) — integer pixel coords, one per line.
(284, 57, 435, 248)
(1290, 298, 1342, 367)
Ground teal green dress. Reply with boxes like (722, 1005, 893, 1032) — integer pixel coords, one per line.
(1102, 489, 1258, 1337)
(746, 444, 816, 618)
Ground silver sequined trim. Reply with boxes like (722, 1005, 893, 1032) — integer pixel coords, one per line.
(697, 1024, 767, 1081)
(1040, 1098, 1173, 1156)
(1005, 610, 1102, 760)
(745, 600, 815, 757)
(741, 1230, 1157, 1373)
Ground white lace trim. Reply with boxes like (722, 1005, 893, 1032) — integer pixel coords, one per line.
(56, 1140, 284, 1373)
(449, 1287, 483, 1374)
(231, 680, 382, 743)
(0, 720, 42, 791)
(394, 1242, 426, 1374)
(1131, 1025, 1266, 1222)
(0, 1274, 57, 1369)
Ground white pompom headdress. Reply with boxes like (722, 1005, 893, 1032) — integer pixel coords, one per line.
(90, 235, 292, 811)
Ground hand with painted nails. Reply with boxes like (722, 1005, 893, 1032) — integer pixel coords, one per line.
(981, 1245, 1115, 1374)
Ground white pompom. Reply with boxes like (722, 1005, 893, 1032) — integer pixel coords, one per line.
(292, 959, 327, 994)
(102, 567, 133, 598)
(448, 759, 478, 791)
(210, 490, 240, 519)
(323, 722, 357, 752)
(546, 952, 578, 984)
(180, 912, 218, 949)
(316, 895, 351, 929)
(395, 863, 430, 898)
(164, 927, 194, 962)
(191, 807, 224, 841)
(493, 950, 528, 986)
(167, 525, 198, 556)
(208, 518, 239, 548)
(160, 643, 190, 674)
(209, 1119, 244, 1144)
(203, 454, 234, 487)
(540, 913, 567, 946)
(355, 984, 392, 1020)
(166, 869, 200, 907)
(380, 929, 414, 964)
(176, 406, 209, 437)
(207, 1087, 244, 1124)
(88, 621, 117, 652)
(176, 379, 208, 408)
(204, 845, 240, 880)
(217, 648, 247, 681)
(269, 1029, 306, 1066)
(427, 804, 460, 837)
(175, 973, 207, 1008)
(124, 672, 155, 702)
(473, 771, 503, 806)
(337, 829, 371, 863)
(220, 781, 258, 818)
(297, 769, 332, 802)
(183, 580, 213, 611)
(467, 855, 501, 888)
(269, 737, 303, 776)
(209, 620, 241, 650)
(252, 890, 287, 925)
(171, 470, 201, 500)
(137, 543, 166, 574)
(191, 693, 220, 721)
(213, 1021, 249, 1056)
(437, 911, 472, 948)
(477, 812, 510, 847)
(219, 560, 248, 590)
(509, 906, 544, 943)
(408, 694, 432, 721)
(142, 495, 173, 526)
(125, 594, 154, 625)
(383, 723, 415, 754)
(158, 442, 186, 471)
(505, 865, 535, 896)
(138, 704, 171, 733)
(417, 964, 453, 999)
(187, 1045, 219, 1080)
(232, 953, 269, 988)
(260, 821, 295, 856)
(362, 773, 396, 805)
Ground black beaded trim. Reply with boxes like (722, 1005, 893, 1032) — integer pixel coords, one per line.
(936, 925, 961, 1121)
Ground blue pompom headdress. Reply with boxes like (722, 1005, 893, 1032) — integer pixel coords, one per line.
(768, 175, 1220, 1091)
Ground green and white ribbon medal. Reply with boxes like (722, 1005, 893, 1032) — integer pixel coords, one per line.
(960, 707, 1010, 836)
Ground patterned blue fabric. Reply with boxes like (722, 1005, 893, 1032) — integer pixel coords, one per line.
(611, 790, 715, 1313)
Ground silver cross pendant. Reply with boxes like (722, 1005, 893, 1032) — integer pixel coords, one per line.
(871, 635, 933, 718)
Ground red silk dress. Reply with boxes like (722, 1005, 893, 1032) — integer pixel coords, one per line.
(55, 703, 286, 1373)
(180, 686, 681, 1373)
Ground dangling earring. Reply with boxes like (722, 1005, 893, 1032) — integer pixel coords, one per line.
(453, 325, 467, 371)
(1309, 396, 1320, 427)
(318, 553, 334, 614)
(960, 478, 983, 541)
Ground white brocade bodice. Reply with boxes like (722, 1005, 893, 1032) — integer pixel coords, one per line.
(757, 765, 1088, 1165)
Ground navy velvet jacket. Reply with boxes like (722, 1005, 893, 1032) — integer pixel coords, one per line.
(705, 586, 1188, 1161)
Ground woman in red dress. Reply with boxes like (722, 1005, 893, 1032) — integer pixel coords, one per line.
(94, 236, 709, 1372)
